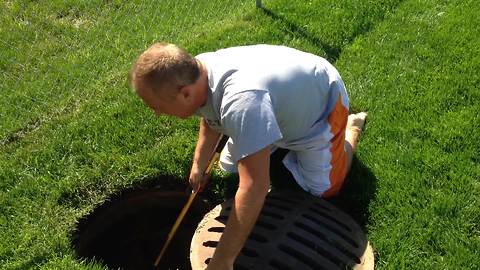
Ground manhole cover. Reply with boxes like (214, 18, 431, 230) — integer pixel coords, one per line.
(72, 188, 210, 270)
(191, 191, 374, 270)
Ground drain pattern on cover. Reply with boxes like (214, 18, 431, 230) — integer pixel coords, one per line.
(191, 191, 374, 270)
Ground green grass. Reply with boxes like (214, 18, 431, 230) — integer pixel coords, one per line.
(1, 0, 479, 269)
(336, 0, 480, 268)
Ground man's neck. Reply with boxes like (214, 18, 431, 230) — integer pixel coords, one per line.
(196, 60, 209, 107)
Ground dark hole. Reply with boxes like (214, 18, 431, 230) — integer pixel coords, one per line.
(294, 222, 361, 264)
(313, 202, 334, 212)
(301, 214, 359, 249)
(267, 195, 301, 204)
(264, 201, 293, 211)
(241, 246, 259, 257)
(207, 227, 224, 233)
(270, 259, 292, 270)
(308, 207, 353, 232)
(248, 232, 268, 243)
(234, 263, 250, 270)
(202, 241, 219, 248)
(215, 215, 228, 222)
(278, 244, 327, 270)
(72, 188, 209, 270)
(261, 210, 285, 220)
(286, 232, 348, 267)
(255, 220, 277, 230)
(205, 258, 211, 264)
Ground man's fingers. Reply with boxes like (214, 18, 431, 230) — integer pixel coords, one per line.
(189, 178, 199, 193)
(198, 174, 210, 192)
(189, 176, 207, 193)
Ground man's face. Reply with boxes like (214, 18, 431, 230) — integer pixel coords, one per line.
(135, 83, 192, 119)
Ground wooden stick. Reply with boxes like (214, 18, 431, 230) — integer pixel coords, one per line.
(154, 189, 198, 267)
(154, 135, 228, 268)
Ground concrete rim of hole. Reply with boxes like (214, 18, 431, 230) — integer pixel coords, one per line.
(191, 191, 374, 270)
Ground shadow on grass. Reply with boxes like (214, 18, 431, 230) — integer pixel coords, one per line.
(259, 4, 403, 64)
(269, 149, 377, 229)
(329, 156, 378, 228)
(260, 7, 341, 63)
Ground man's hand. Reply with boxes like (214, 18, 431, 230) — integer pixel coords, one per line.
(190, 118, 221, 192)
(189, 163, 210, 192)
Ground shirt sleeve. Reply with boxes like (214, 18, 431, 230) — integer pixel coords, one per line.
(220, 90, 283, 162)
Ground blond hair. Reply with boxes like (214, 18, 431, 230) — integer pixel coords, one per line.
(130, 42, 200, 97)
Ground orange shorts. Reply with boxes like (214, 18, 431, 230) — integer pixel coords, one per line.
(321, 94, 348, 197)
(282, 92, 349, 198)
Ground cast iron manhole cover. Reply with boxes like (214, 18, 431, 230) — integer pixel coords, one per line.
(191, 191, 374, 270)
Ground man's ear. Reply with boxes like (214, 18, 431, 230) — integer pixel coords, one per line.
(179, 85, 194, 103)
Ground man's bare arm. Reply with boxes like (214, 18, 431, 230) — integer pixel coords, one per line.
(207, 146, 271, 269)
(190, 118, 221, 191)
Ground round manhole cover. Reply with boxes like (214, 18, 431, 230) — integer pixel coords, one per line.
(191, 191, 374, 270)
(72, 188, 210, 270)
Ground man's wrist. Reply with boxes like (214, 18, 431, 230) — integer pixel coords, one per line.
(192, 158, 205, 169)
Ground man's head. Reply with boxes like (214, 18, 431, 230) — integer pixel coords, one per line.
(130, 43, 206, 118)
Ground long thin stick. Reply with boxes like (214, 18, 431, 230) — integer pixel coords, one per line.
(154, 189, 198, 267)
(154, 135, 228, 268)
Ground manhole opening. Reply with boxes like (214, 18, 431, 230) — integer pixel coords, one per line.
(72, 186, 210, 270)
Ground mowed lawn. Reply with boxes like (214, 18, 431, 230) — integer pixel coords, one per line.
(1, 0, 479, 269)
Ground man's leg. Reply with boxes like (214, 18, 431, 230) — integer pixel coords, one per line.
(344, 112, 368, 171)
(282, 103, 367, 198)
(218, 138, 238, 173)
(219, 138, 279, 174)
(321, 111, 367, 198)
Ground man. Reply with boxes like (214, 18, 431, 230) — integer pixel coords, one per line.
(130, 43, 367, 270)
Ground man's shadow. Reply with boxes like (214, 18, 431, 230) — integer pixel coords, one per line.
(269, 148, 377, 229)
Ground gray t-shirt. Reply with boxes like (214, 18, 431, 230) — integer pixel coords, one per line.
(195, 45, 348, 162)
